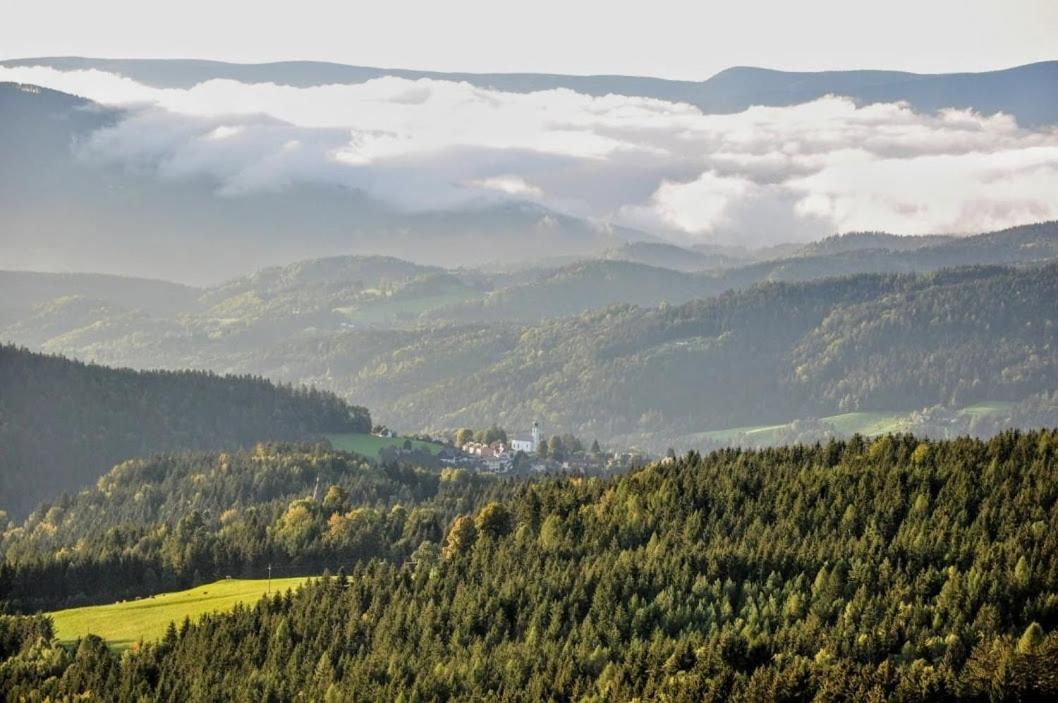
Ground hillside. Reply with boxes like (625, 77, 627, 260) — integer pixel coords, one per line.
(4, 260, 1057, 451)
(792, 231, 955, 257)
(0, 443, 496, 610)
(707, 221, 1058, 291)
(434, 222, 1058, 323)
(50, 577, 312, 650)
(3, 431, 1057, 700)
(601, 241, 746, 272)
(0, 346, 370, 518)
(2, 226, 1057, 452)
(437, 260, 714, 322)
(0, 270, 199, 320)
(263, 264, 1058, 448)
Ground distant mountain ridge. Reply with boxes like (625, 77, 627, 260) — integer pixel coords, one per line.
(6, 57, 1058, 125)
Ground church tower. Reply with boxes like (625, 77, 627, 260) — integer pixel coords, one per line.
(531, 421, 540, 451)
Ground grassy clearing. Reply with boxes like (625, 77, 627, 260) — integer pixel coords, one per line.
(335, 287, 482, 324)
(699, 422, 790, 444)
(958, 401, 1017, 419)
(696, 408, 946, 445)
(325, 432, 445, 458)
(822, 411, 912, 436)
(49, 577, 311, 650)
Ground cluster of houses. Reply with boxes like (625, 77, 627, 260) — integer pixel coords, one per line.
(455, 422, 541, 472)
(369, 420, 645, 475)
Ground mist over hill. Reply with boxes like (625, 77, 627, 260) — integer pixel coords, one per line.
(7, 57, 1058, 126)
(2, 58, 1058, 283)
(0, 82, 647, 284)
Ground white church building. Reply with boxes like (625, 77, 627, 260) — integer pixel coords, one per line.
(510, 421, 541, 453)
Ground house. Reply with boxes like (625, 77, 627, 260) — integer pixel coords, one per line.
(461, 441, 499, 458)
(510, 421, 541, 453)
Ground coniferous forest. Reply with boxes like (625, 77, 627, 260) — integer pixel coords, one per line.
(0, 346, 371, 518)
(1, 431, 1056, 701)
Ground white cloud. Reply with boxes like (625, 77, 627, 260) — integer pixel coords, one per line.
(3, 65, 1058, 245)
(472, 175, 544, 199)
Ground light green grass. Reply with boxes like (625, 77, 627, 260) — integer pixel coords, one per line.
(822, 411, 911, 435)
(699, 422, 790, 443)
(698, 411, 918, 445)
(958, 401, 1016, 419)
(49, 577, 310, 650)
(335, 288, 482, 324)
(696, 402, 1017, 446)
(326, 432, 445, 458)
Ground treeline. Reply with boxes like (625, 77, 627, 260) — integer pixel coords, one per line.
(0, 443, 500, 611)
(0, 345, 370, 518)
(3, 430, 1058, 700)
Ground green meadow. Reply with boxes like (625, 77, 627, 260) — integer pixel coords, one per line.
(693, 405, 1012, 445)
(325, 432, 445, 458)
(49, 577, 311, 650)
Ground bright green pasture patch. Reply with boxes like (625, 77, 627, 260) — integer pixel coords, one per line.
(820, 411, 912, 436)
(325, 432, 445, 458)
(50, 576, 310, 650)
(957, 401, 1017, 419)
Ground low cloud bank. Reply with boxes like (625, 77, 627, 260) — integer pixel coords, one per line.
(4, 65, 1058, 246)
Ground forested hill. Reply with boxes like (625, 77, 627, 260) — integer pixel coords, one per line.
(3, 430, 1057, 700)
(0, 346, 370, 518)
(0, 443, 499, 611)
(5, 263, 1055, 452)
(290, 263, 1058, 447)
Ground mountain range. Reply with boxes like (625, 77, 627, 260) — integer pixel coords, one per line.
(7, 57, 1058, 126)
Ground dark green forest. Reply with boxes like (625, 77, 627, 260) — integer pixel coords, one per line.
(0, 444, 498, 611)
(2, 431, 1057, 701)
(0, 346, 370, 518)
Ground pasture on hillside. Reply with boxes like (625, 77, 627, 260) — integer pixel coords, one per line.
(50, 577, 312, 650)
(325, 432, 445, 458)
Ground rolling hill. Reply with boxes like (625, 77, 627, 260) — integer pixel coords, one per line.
(3, 225, 1058, 451)
(50, 577, 312, 650)
(435, 221, 1058, 322)
(0, 442, 494, 610)
(225, 264, 1058, 450)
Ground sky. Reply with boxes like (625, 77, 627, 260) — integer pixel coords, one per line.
(3, 0, 1058, 80)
